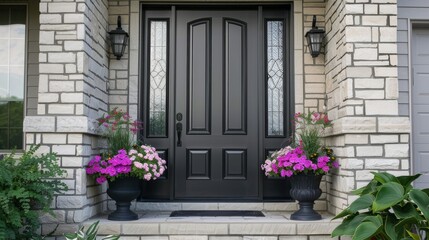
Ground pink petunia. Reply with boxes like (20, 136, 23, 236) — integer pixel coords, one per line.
(96, 176, 107, 184)
(134, 161, 144, 169)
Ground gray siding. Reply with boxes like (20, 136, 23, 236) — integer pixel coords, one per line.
(397, 0, 429, 116)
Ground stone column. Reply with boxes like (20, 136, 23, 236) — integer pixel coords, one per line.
(325, 0, 410, 214)
(23, 0, 110, 229)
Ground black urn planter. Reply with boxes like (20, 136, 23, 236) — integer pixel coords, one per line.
(107, 177, 141, 221)
(289, 173, 323, 221)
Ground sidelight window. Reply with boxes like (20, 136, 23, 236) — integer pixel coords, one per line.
(266, 20, 285, 137)
(148, 20, 168, 137)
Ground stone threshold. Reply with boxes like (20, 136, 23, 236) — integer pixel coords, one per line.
(76, 211, 342, 239)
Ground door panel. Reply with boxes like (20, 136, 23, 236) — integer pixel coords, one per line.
(412, 26, 429, 188)
(175, 10, 259, 199)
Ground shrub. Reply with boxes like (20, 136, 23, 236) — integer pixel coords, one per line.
(332, 172, 429, 240)
(64, 221, 119, 240)
(0, 145, 67, 239)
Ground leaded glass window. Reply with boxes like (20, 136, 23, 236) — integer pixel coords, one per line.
(148, 21, 168, 137)
(266, 20, 284, 136)
(0, 5, 26, 149)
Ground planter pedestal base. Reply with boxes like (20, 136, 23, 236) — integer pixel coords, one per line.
(290, 202, 321, 220)
(108, 202, 138, 221)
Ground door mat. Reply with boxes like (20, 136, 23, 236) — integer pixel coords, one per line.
(169, 210, 265, 217)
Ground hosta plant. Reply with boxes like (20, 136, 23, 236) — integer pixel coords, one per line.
(332, 172, 429, 240)
(64, 221, 119, 240)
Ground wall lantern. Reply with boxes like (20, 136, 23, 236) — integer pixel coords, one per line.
(305, 15, 325, 58)
(109, 16, 129, 60)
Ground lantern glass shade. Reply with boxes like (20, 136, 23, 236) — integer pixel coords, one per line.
(110, 32, 129, 60)
(305, 29, 325, 58)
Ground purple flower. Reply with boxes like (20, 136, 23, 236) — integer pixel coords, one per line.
(96, 176, 107, 184)
(332, 161, 340, 168)
(322, 166, 330, 173)
(293, 164, 304, 171)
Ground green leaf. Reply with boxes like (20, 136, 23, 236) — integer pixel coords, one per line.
(352, 221, 381, 240)
(395, 217, 418, 236)
(372, 172, 399, 184)
(409, 189, 429, 221)
(397, 174, 421, 188)
(333, 194, 374, 220)
(356, 180, 379, 196)
(422, 188, 429, 197)
(373, 182, 405, 212)
(406, 230, 421, 240)
(392, 202, 423, 220)
(385, 214, 398, 240)
(331, 214, 369, 237)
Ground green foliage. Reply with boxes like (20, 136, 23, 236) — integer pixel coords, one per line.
(64, 221, 120, 240)
(0, 145, 67, 239)
(332, 172, 429, 240)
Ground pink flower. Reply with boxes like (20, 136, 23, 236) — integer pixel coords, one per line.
(134, 161, 144, 169)
(311, 112, 321, 122)
(322, 166, 330, 172)
(96, 176, 107, 184)
(332, 161, 340, 168)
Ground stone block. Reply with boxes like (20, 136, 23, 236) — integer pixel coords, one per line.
(48, 53, 76, 63)
(64, 41, 84, 51)
(378, 117, 411, 133)
(379, 43, 397, 54)
(210, 237, 242, 240)
(48, 104, 75, 114)
(219, 203, 263, 211)
(40, 31, 55, 45)
(64, 13, 85, 23)
(40, 14, 62, 24)
(366, 159, 400, 169)
(52, 144, 76, 155)
(40, 64, 64, 74)
(370, 135, 398, 144)
(56, 195, 86, 208)
(365, 100, 398, 115)
(354, 48, 378, 60)
(39, 93, 59, 103)
(160, 224, 228, 235)
(355, 78, 384, 89)
(61, 93, 84, 103)
(122, 223, 160, 235)
(297, 222, 339, 235)
(362, 16, 387, 26)
(243, 237, 278, 240)
(229, 224, 296, 235)
(385, 144, 409, 158)
(48, 3, 77, 13)
(24, 116, 56, 132)
(374, 67, 397, 77)
(380, 27, 397, 42)
(49, 81, 75, 92)
(379, 4, 397, 14)
(61, 157, 82, 167)
(346, 27, 371, 42)
(43, 134, 67, 144)
(356, 146, 383, 157)
(170, 236, 208, 240)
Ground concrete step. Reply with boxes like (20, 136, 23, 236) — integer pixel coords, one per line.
(44, 211, 343, 240)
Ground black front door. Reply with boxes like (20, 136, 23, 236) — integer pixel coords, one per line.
(175, 10, 258, 199)
(140, 6, 293, 201)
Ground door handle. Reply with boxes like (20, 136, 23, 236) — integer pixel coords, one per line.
(176, 122, 183, 147)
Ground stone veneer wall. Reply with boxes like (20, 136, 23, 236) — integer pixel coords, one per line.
(23, 0, 111, 232)
(324, 0, 411, 214)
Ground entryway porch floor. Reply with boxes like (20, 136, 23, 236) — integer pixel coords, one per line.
(82, 211, 343, 239)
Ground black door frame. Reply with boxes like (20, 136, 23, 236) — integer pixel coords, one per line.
(139, 3, 295, 201)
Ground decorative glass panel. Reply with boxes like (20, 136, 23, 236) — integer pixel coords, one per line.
(266, 21, 284, 136)
(148, 21, 168, 137)
(0, 6, 26, 149)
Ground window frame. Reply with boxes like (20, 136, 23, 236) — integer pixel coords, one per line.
(0, 3, 28, 152)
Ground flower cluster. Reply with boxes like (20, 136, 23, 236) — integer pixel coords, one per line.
(86, 145, 167, 184)
(261, 111, 339, 177)
(261, 145, 339, 177)
(97, 108, 143, 154)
